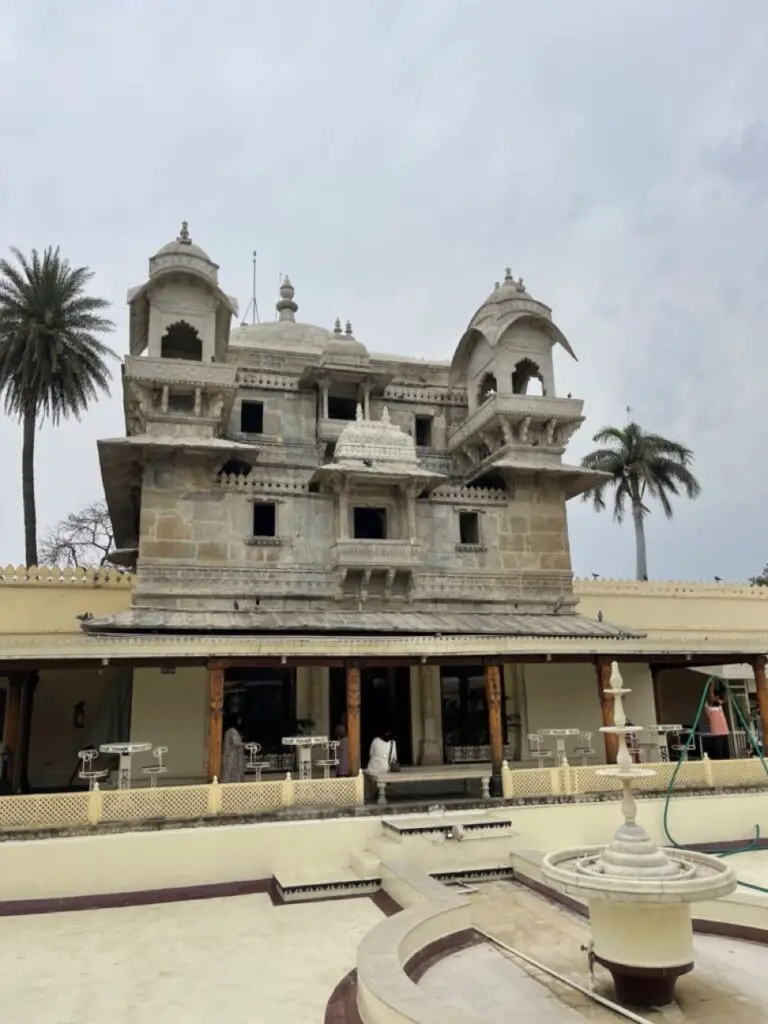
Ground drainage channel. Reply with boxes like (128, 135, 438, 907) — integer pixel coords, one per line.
(475, 927, 654, 1024)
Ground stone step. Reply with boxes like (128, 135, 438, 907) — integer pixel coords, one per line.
(382, 811, 514, 840)
(272, 865, 380, 903)
(350, 850, 382, 878)
(370, 829, 516, 874)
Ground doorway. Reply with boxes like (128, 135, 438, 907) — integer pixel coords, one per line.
(329, 666, 413, 767)
(224, 667, 296, 754)
(440, 665, 506, 760)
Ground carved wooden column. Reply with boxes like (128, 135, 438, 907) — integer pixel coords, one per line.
(753, 655, 768, 751)
(484, 663, 504, 778)
(207, 664, 225, 781)
(1, 676, 23, 793)
(596, 658, 618, 763)
(346, 664, 361, 776)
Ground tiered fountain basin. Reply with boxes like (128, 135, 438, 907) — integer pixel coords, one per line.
(542, 662, 737, 1007)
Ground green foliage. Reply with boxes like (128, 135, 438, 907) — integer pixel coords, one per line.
(750, 565, 768, 587)
(580, 422, 702, 522)
(0, 246, 116, 565)
(0, 246, 115, 422)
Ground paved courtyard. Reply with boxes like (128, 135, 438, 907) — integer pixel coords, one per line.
(449, 881, 768, 1022)
(0, 894, 382, 1024)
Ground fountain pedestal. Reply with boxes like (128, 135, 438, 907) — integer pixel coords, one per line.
(542, 662, 736, 1008)
(590, 900, 693, 1005)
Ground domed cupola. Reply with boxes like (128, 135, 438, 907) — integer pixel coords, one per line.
(127, 222, 238, 361)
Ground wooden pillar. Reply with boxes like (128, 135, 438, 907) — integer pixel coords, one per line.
(596, 658, 618, 764)
(1, 676, 23, 793)
(346, 664, 361, 776)
(207, 664, 225, 781)
(753, 655, 768, 751)
(650, 664, 663, 725)
(484, 663, 504, 775)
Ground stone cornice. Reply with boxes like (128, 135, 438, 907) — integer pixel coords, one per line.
(0, 630, 765, 662)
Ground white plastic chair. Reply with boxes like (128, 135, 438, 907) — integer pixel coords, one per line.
(142, 746, 169, 788)
(78, 748, 109, 791)
(572, 731, 595, 765)
(316, 740, 340, 779)
(244, 742, 271, 782)
(527, 733, 553, 769)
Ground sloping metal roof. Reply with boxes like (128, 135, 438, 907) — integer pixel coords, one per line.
(83, 608, 641, 639)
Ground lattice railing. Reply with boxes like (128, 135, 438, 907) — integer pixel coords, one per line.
(219, 779, 285, 816)
(0, 773, 366, 831)
(293, 775, 362, 807)
(100, 785, 210, 823)
(502, 757, 768, 800)
(0, 791, 91, 830)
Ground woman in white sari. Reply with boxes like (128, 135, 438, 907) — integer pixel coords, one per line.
(222, 716, 246, 782)
(367, 729, 397, 774)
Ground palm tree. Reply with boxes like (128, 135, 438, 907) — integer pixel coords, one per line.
(0, 247, 115, 567)
(580, 422, 702, 580)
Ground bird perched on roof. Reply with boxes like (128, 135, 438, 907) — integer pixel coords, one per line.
(76, 612, 93, 622)
(597, 610, 604, 623)
(552, 596, 564, 615)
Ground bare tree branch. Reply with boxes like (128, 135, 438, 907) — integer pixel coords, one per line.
(39, 501, 121, 568)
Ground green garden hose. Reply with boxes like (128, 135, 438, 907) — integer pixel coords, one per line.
(661, 674, 768, 894)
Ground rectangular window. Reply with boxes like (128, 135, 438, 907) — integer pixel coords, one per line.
(459, 511, 480, 545)
(252, 502, 276, 537)
(167, 392, 195, 413)
(241, 400, 264, 434)
(328, 395, 358, 420)
(414, 416, 432, 447)
(353, 506, 387, 540)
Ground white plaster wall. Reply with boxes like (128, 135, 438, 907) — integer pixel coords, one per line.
(130, 667, 208, 783)
(0, 790, 764, 903)
(523, 661, 657, 741)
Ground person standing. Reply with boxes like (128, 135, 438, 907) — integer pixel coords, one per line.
(222, 715, 246, 782)
(704, 686, 730, 760)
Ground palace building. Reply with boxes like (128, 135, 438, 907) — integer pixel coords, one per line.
(1, 224, 767, 796)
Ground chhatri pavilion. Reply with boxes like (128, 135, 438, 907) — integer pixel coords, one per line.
(0, 224, 767, 800)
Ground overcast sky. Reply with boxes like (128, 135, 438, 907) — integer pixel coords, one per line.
(1, 0, 766, 582)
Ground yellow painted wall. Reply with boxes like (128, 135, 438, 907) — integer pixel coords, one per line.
(575, 579, 768, 640)
(129, 666, 208, 784)
(0, 569, 132, 636)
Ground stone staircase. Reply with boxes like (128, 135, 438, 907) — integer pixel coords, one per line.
(273, 811, 517, 902)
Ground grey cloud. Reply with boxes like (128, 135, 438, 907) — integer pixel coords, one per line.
(1, 0, 767, 582)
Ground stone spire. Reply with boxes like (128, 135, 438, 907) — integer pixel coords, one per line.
(177, 221, 191, 245)
(333, 318, 342, 335)
(276, 275, 298, 322)
(345, 319, 353, 336)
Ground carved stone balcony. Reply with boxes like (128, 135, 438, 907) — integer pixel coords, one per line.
(331, 539, 422, 571)
(447, 393, 584, 453)
(123, 356, 238, 437)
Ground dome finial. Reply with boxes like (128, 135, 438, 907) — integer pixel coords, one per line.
(345, 319, 353, 336)
(504, 267, 513, 282)
(177, 221, 191, 245)
(333, 317, 342, 335)
(276, 275, 298, 322)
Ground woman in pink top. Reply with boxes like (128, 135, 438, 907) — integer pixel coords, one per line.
(705, 686, 730, 760)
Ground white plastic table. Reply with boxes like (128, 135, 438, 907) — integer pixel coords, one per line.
(99, 742, 152, 789)
(538, 728, 581, 766)
(281, 736, 329, 781)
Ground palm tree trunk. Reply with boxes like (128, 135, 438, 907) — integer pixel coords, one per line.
(21, 406, 38, 567)
(632, 501, 648, 581)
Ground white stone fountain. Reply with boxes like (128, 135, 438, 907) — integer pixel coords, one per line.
(542, 662, 736, 1007)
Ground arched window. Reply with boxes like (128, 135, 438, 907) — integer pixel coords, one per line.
(160, 321, 203, 361)
(478, 373, 497, 405)
(512, 358, 544, 396)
